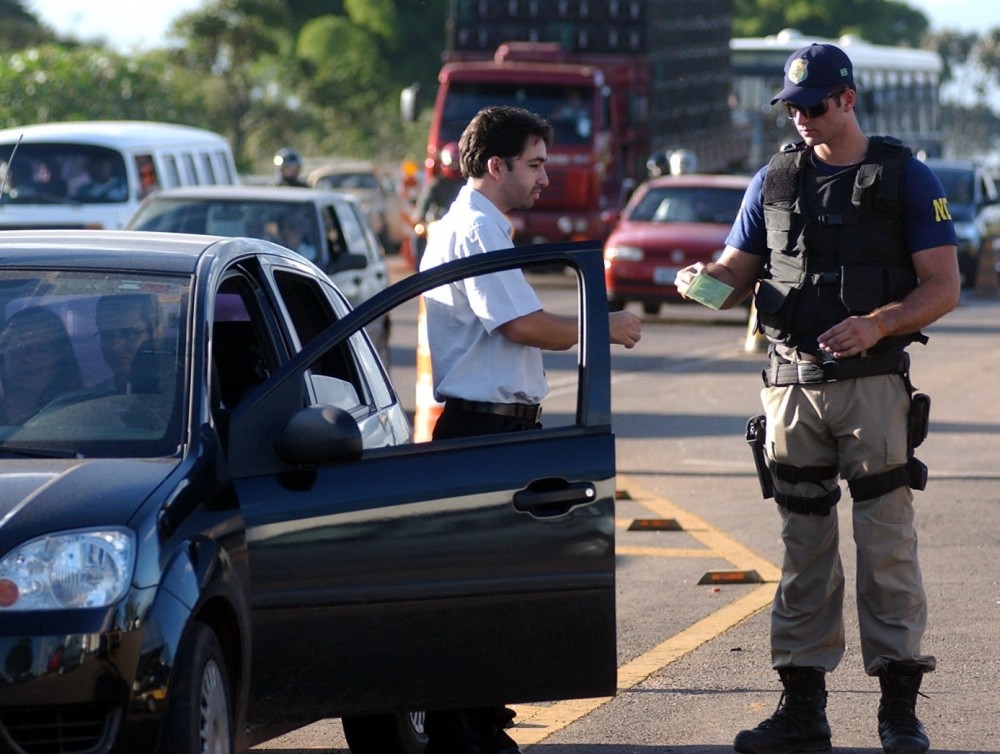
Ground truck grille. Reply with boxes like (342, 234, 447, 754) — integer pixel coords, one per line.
(0, 705, 118, 754)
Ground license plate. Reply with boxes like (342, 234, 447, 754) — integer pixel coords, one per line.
(653, 267, 680, 285)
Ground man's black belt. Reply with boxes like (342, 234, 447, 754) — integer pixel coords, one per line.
(764, 350, 909, 387)
(445, 398, 542, 423)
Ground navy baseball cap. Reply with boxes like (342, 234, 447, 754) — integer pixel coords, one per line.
(770, 43, 854, 107)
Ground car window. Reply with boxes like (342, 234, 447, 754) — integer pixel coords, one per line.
(0, 269, 188, 458)
(212, 274, 279, 414)
(182, 154, 198, 185)
(162, 155, 181, 188)
(134, 154, 159, 198)
(0, 143, 127, 205)
(629, 186, 745, 224)
(200, 153, 217, 185)
(336, 199, 375, 258)
(271, 270, 372, 415)
(931, 168, 974, 205)
(131, 200, 323, 262)
(320, 204, 349, 260)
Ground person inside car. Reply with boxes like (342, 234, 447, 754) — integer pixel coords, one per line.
(276, 209, 319, 263)
(0, 307, 82, 424)
(95, 294, 157, 393)
(76, 155, 128, 202)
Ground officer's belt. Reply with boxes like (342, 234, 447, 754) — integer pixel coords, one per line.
(764, 350, 908, 386)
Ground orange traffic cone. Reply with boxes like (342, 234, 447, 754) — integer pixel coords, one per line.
(413, 295, 443, 442)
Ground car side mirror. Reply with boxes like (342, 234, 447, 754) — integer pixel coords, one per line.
(274, 405, 362, 465)
(330, 253, 368, 272)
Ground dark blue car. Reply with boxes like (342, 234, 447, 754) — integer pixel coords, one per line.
(0, 231, 618, 754)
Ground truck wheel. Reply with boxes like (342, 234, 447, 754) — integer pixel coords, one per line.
(160, 621, 233, 754)
(642, 302, 661, 315)
(342, 711, 428, 754)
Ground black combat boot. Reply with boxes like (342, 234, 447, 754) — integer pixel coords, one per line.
(733, 667, 832, 754)
(877, 662, 930, 754)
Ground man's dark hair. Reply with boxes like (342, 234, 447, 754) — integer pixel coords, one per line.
(459, 106, 553, 179)
(96, 293, 156, 331)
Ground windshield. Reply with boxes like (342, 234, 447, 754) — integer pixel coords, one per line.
(315, 172, 380, 191)
(929, 167, 975, 206)
(0, 270, 190, 458)
(627, 186, 746, 224)
(0, 143, 129, 204)
(441, 83, 595, 145)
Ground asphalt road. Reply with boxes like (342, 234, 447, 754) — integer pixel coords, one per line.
(256, 263, 1000, 753)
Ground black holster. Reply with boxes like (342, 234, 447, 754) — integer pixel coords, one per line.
(909, 393, 930, 450)
(746, 414, 774, 499)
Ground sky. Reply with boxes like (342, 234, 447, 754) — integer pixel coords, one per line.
(25, 0, 996, 52)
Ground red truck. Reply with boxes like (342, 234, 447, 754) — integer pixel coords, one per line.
(403, 0, 749, 246)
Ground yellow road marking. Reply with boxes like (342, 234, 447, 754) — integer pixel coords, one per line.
(510, 473, 780, 748)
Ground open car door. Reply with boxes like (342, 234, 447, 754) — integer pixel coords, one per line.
(229, 243, 618, 723)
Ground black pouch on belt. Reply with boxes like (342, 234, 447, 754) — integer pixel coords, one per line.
(746, 414, 774, 499)
(909, 393, 931, 449)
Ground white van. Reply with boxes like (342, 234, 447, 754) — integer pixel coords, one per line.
(0, 121, 239, 230)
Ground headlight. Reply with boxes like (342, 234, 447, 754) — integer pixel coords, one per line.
(0, 529, 134, 611)
(604, 245, 645, 262)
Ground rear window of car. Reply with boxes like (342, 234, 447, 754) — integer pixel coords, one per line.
(628, 186, 746, 224)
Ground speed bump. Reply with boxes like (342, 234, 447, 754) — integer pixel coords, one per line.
(628, 518, 683, 531)
(697, 569, 764, 585)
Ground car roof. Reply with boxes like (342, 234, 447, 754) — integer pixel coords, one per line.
(639, 173, 753, 190)
(309, 160, 381, 177)
(141, 185, 360, 205)
(921, 158, 979, 171)
(0, 121, 230, 149)
(0, 230, 289, 273)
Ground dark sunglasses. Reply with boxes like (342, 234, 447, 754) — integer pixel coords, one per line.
(783, 89, 846, 120)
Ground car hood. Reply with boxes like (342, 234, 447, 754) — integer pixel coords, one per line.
(0, 457, 178, 539)
(609, 221, 731, 253)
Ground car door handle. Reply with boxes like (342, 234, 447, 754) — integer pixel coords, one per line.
(513, 479, 597, 518)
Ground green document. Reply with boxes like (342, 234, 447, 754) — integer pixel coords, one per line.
(683, 269, 734, 309)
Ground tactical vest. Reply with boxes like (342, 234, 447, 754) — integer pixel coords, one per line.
(754, 136, 921, 352)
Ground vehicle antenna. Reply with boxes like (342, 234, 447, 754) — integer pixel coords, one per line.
(0, 134, 23, 205)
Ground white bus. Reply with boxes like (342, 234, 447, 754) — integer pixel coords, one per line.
(0, 121, 239, 230)
(731, 29, 944, 168)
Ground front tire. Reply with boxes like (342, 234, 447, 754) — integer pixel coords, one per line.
(342, 711, 428, 754)
(160, 621, 233, 754)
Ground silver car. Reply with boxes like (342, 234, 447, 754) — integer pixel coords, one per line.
(125, 185, 391, 364)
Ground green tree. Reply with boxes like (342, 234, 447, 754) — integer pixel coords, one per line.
(166, 0, 294, 168)
(0, 45, 202, 128)
(925, 28, 1000, 155)
(0, 0, 57, 49)
(732, 0, 929, 47)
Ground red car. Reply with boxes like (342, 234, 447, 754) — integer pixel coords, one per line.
(603, 174, 752, 314)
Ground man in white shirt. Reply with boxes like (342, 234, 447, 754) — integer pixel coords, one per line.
(418, 105, 641, 752)
(420, 105, 640, 440)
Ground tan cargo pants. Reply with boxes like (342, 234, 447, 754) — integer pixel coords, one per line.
(761, 373, 936, 676)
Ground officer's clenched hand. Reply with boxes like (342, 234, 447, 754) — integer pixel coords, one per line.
(817, 314, 885, 359)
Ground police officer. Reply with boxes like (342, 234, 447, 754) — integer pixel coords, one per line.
(675, 43, 959, 754)
(419, 105, 641, 754)
(273, 147, 306, 187)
